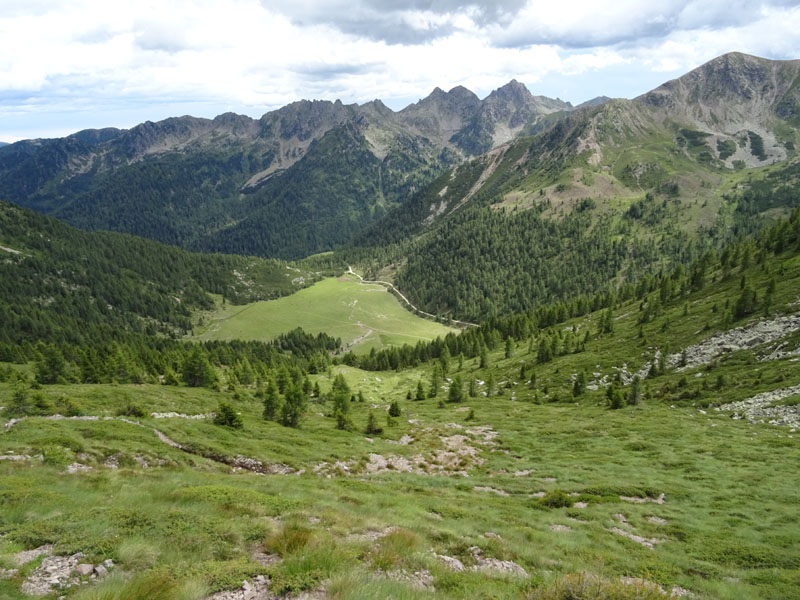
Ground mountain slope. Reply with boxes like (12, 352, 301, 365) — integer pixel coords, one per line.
(0, 201, 316, 346)
(338, 53, 800, 320)
(0, 83, 570, 259)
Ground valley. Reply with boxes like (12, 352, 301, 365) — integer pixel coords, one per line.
(1, 52, 800, 600)
(191, 275, 456, 354)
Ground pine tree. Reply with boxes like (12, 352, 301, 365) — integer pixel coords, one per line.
(262, 378, 281, 421)
(572, 371, 586, 397)
(448, 374, 464, 403)
(388, 400, 401, 417)
(415, 380, 426, 401)
(280, 383, 307, 428)
(439, 346, 451, 375)
(35, 344, 67, 384)
(607, 383, 624, 409)
(429, 364, 441, 398)
(468, 378, 477, 398)
(181, 347, 216, 388)
(364, 411, 383, 435)
(628, 375, 642, 406)
(505, 337, 514, 359)
(486, 372, 495, 397)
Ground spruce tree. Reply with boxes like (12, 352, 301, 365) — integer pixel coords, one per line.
(262, 378, 281, 421)
(364, 411, 383, 435)
(448, 375, 464, 403)
(280, 383, 307, 428)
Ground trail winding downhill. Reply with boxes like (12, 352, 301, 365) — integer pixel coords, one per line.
(347, 267, 478, 328)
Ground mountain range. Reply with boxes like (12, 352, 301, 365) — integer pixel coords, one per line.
(0, 52, 798, 318)
(0, 79, 581, 259)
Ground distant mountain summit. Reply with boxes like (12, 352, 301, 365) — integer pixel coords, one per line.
(1, 52, 798, 260)
(0, 80, 572, 258)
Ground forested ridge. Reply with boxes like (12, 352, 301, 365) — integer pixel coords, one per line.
(0, 201, 320, 346)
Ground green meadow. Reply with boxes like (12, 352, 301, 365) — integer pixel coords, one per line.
(3, 244, 800, 599)
(191, 275, 456, 354)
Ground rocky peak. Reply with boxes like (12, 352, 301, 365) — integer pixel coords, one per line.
(485, 79, 533, 105)
(637, 52, 800, 119)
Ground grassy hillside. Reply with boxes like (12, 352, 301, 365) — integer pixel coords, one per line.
(192, 275, 457, 354)
(2, 222, 799, 599)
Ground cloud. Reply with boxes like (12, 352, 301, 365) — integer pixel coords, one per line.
(489, 0, 798, 49)
(265, 0, 527, 44)
(1, 0, 799, 142)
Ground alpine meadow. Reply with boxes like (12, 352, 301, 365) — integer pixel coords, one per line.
(2, 50, 800, 600)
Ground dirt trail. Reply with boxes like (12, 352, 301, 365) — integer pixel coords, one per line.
(347, 267, 477, 328)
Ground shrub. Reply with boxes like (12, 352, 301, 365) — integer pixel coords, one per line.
(539, 489, 572, 509)
(116, 403, 146, 418)
(213, 402, 243, 429)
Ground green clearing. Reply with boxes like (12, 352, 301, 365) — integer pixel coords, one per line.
(191, 275, 457, 354)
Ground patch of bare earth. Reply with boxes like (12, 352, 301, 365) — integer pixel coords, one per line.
(314, 425, 496, 477)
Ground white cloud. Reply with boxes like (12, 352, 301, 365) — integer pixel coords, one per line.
(0, 0, 798, 141)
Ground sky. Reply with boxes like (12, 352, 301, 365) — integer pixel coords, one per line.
(1, 0, 799, 143)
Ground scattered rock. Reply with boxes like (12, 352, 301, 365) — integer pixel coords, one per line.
(610, 527, 662, 549)
(12, 544, 53, 566)
(385, 434, 413, 445)
(716, 384, 800, 427)
(382, 568, 434, 591)
(574, 502, 588, 509)
(671, 313, 800, 371)
(620, 493, 665, 504)
(74, 564, 93, 577)
(0, 453, 34, 461)
(20, 552, 86, 596)
(103, 454, 120, 469)
(230, 455, 295, 475)
(647, 516, 668, 525)
(345, 527, 397, 543)
(93, 564, 108, 577)
(251, 551, 281, 567)
(151, 412, 213, 419)
(621, 576, 692, 597)
(203, 575, 270, 600)
(483, 532, 502, 540)
(513, 469, 535, 477)
(433, 553, 465, 572)
(550, 524, 571, 532)
(0, 568, 19, 579)
(66, 463, 93, 474)
(468, 546, 528, 577)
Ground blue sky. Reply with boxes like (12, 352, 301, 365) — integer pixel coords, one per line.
(1, 0, 799, 142)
